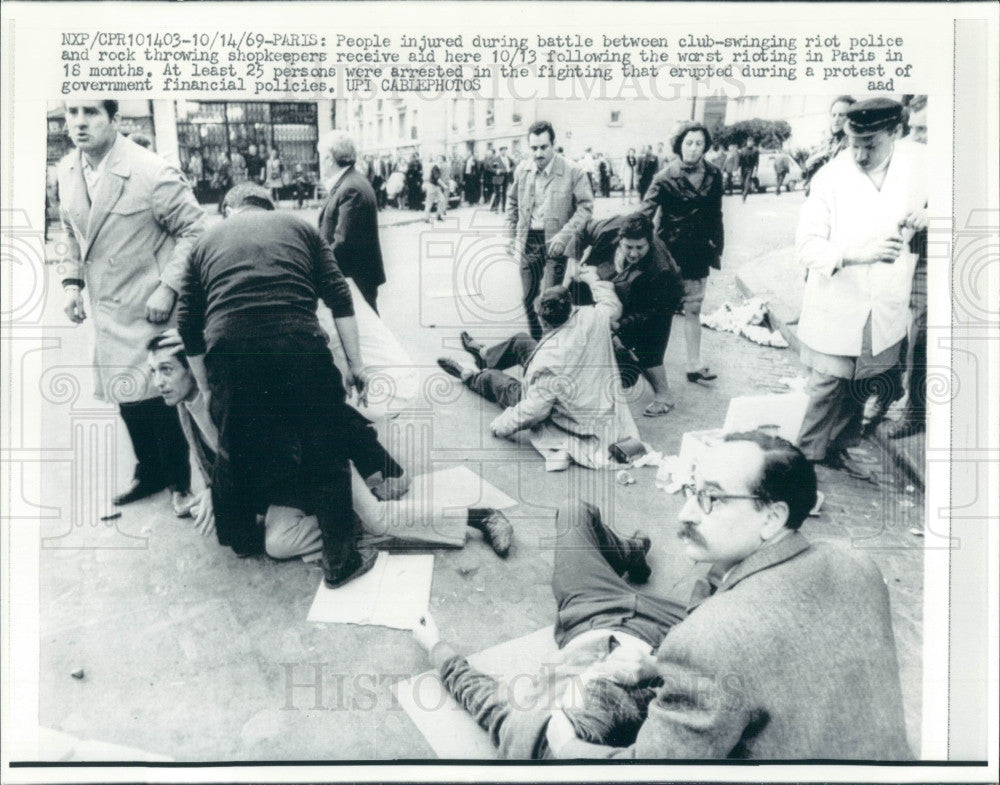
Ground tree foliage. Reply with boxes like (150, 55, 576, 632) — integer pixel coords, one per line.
(716, 119, 793, 150)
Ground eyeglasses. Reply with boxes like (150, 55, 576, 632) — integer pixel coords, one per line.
(681, 483, 763, 515)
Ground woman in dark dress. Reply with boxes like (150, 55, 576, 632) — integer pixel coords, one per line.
(640, 122, 724, 383)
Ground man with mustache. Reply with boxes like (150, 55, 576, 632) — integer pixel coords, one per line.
(544, 430, 912, 759)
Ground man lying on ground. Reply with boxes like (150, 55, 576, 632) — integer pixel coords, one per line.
(437, 266, 639, 472)
(147, 333, 513, 559)
(414, 431, 912, 760)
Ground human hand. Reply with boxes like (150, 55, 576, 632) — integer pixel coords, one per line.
(145, 284, 177, 323)
(64, 287, 87, 324)
(348, 364, 369, 407)
(547, 239, 566, 258)
(901, 208, 927, 232)
(583, 644, 660, 686)
(191, 489, 215, 537)
(845, 234, 905, 265)
(412, 613, 441, 653)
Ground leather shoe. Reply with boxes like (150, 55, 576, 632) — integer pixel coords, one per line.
(323, 548, 378, 589)
(437, 357, 469, 381)
(469, 508, 513, 558)
(821, 449, 878, 485)
(113, 479, 167, 506)
(460, 331, 487, 369)
(686, 367, 718, 383)
(625, 531, 652, 584)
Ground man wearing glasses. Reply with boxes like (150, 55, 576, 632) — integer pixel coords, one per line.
(544, 429, 912, 759)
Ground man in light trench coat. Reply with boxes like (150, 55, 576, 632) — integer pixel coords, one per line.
(57, 99, 207, 513)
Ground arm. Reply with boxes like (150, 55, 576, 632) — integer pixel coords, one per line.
(638, 174, 663, 225)
(489, 369, 559, 437)
(578, 266, 622, 323)
(708, 173, 725, 258)
(616, 268, 679, 336)
(324, 186, 365, 265)
(549, 168, 594, 255)
(796, 172, 903, 277)
(175, 244, 208, 359)
(150, 164, 208, 297)
(551, 648, 751, 759)
(505, 166, 520, 243)
(59, 204, 87, 323)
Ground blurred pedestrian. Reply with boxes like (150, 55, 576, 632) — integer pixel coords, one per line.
(739, 138, 759, 202)
(264, 147, 284, 207)
(803, 95, 856, 190)
(637, 145, 658, 199)
(624, 147, 638, 202)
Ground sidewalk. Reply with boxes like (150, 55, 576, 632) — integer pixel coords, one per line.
(735, 248, 926, 490)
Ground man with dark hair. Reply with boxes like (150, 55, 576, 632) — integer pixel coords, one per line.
(804, 94, 857, 188)
(437, 265, 637, 472)
(565, 211, 683, 416)
(145, 332, 513, 559)
(637, 144, 659, 199)
(318, 131, 386, 313)
(176, 183, 374, 587)
(795, 98, 926, 480)
(541, 430, 911, 760)
(57, 99, 206, 514)
(507, 121, 594, 341)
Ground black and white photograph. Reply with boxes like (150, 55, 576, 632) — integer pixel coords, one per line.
(2, 3, 998, 781)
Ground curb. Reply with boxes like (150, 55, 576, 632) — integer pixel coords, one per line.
(735, 271, 925, 492)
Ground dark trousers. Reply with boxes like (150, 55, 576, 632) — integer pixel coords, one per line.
(797, 367, 902, 462)
(490, 180, 507, 211)
(901, 265, 927, 424)
(352, 279, 379, 315)
(465, 333, 537, 408)
(205, 333, 356, 563)
(345, 406, 403, 481)
(520, 230, 566, 341)
(464, 179, 480, 205)
(552, 501, 687, 649)
(740, 168, 755, 199)
(118, 396, 192, 492)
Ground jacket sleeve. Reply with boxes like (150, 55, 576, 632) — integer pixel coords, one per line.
(556, 646, 751, 759)
(708, 172, 725, 261)
(505, 166, 520, 240)
(551, 167, 594, 249)
(323, 187, 365, 267)
(580, 270, 622, 324)
(58, 202, 85, 287)
(175, 243, 208, 356)
(796, 168, 845, 278)
(566, 219, 595, 262)
(430, 642, 514, 751)
(490, 368, 559, 437)
(310, 227, 355, 319)
(638, 174, 664, 226)
(150, 164, 208, 294)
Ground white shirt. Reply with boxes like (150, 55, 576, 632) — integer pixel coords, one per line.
(82, 152, 110, 201)
(796, 143, 926, 357)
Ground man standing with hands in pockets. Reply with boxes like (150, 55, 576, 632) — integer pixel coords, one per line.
(507, 121, 593, 341)
(58, 99, 206, 514)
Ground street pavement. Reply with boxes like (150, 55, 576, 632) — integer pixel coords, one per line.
(34, 189, 924, 760)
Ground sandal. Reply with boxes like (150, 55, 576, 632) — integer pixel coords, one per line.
(643, 400, 675, 417)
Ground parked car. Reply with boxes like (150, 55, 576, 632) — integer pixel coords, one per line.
(752, 151, 804, 194)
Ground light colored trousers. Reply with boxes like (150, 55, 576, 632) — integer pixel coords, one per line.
(264, 467, 468, 560)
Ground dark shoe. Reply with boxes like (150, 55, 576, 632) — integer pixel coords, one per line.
(113, 478, 168, 506)
(323, 548, 378, 589)
(625, 531, 652, 584)
(822, 449, 879, 485)
(460, 331, 487, 369)
(468, 508, 513, 558)
(883, 417, 925, 440)
(686, 368, 718, 383)
(437, 356, 468, 381)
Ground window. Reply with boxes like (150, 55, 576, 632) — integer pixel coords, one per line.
(486, 99, 495, 128)
(610, 110, 622, 124)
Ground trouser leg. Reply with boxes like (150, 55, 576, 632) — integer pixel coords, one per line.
(483, 333, 538, 371)
(551, 502, 686, 649)
(264, 505, 323, 560)
(344, 406, 403, 481)
(118, 397, 189, 489)
(520, 231, 547, 341)
(796, 369, 852, 462)
(466, 370, 523, 409)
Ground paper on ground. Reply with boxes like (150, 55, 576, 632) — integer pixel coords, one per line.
(307, 552, 434, 629)
(404, 465, 517, 513)
(393, 626, 558, 759)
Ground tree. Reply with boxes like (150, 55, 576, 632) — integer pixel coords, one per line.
(716, 119, 793, 150)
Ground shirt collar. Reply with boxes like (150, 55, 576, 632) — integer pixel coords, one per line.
(535, 158, 555, 178)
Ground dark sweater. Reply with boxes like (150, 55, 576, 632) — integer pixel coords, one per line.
(177, 210, 354, 356)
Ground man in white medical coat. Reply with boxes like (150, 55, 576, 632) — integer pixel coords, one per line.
(794, 98, 927, 482)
